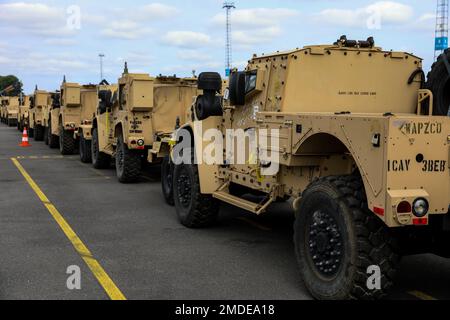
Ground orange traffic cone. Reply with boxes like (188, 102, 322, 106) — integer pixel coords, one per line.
(19, 128, 31, 147)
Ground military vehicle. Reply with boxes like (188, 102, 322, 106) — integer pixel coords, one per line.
(91, 63, 198, 183)
(0, 96, 9, 124)
(165, 36, 450, 300)
(17, 94, 30, 131)
(59, 77, 82, 155)
(2, 96, 20, 127)
(29, 87, 50, 140)
(44, 91, 61, 148)
(77, 84, 99, 163)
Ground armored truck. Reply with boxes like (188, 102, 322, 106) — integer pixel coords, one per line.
(1, 97, 9, 124)
(17, 94, 30, 131)
(77, 84, 100, 163)
(166, 37, 450, 300)
(44, 91, 61, 148)
(3, 96, 20, 127)
(91, 63, 198, 183)
(59, 78, 82, 155)
(29, 88, 50, 140)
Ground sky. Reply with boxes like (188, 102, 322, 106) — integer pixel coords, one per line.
(0, 0, 442, 93)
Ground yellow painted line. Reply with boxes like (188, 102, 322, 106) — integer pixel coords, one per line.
(11, 157, 126, 300)
(237, 217, 272, 232)
(15, 155, 64, 160)
(408, 290, 437, 301)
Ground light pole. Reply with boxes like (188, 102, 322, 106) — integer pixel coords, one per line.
(223, 2, 236, 76)
(99, 53, 105, 82)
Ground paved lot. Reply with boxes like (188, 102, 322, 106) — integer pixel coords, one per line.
(0, 124, 449, 300)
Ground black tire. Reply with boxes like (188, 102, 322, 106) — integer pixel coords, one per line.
(91, 127, 110, 169)
(115, 134, 141, 183)
(294, 175, 399, 300)
(173, 158, 220, 228)
(28, 127, 34, 138)
(34, 125, 44, 141)
(48, 122, 59, 149)
(79, 134, 92, 163)
(59, 124, 75, 155)
(44, 126, 49, 145)
(161, 156, 175, 206)
(426, 49, 450, 116)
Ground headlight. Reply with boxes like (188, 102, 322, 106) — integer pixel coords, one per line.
(413, 198, 429, 217)
(137, 139, 145, 147)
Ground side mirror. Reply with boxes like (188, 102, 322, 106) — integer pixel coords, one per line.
(229, 71, 246, 106)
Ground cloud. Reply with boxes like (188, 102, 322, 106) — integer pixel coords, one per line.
(44, 38, 77, 46)
(176, 49, 213, 61)
(100, 20, 153, 40)
(0, 2, 76, 37)
(316, 1, 414, 28)
(162, 31, 211, 48)
(116, 51, 154, 72)
(211, 8, 299, 47)
(139, 3, 179, 19)
(98, 3, 177, 40)
(232, 26, 282, 47)
(211, 8, 299, 29)
(411, 13, 436, 31)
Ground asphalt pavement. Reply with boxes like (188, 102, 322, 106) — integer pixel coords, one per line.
(0, 124, 449, 300)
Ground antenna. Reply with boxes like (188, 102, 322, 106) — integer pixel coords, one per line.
(223, 2, 236, 76)
(435, 0, 449, 60)
(99, 53, 105, 81)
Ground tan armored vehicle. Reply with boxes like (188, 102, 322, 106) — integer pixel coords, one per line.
(59, 77, 82, 155)
(76, 84, 100, 163)
(0, 96, 9, 124)
(44, 91, 61, 148)
(91, 63, 198, 183)
(2, 96, 20, 127)
(29, 87, 50, 140)
(17, 94, 30, 131)
(166, 36, 450, 300)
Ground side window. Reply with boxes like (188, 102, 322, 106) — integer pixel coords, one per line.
(245, 70, 258, 94)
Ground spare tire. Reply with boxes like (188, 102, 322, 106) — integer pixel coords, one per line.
(426, 49, 450, 116)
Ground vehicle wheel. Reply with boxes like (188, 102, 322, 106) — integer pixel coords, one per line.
(92, 127, 110, 169)
(79, 134, 92, 163)
(161, 156, 175, 206)
(115, 134, 141, 183)
(59, 124, 75, 155)
(28, 127, 34, 138)
(17, 119, 21, 131)
(44, 126, 49, 145)
(34, 125, 44, 141)
(294, 175, 399, 300)
(173, 158, 220, 228)
(426, 49, 450, 116)
(48, 122, 58, 148)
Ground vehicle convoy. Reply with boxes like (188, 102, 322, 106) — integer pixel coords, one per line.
(59, 77, 82, 155)
(44, 91, 61, 148)
(17, 94, 30, 131)
(165, 36, 450, 300)
(91, 63, 198, 183)
(29, 87, 50, 141)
